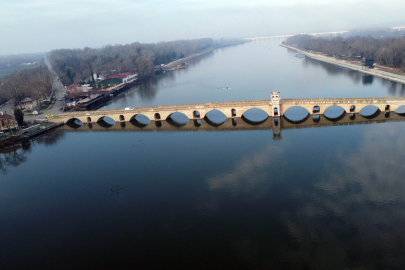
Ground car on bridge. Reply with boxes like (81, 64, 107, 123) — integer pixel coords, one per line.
(125, 107, 134, 110)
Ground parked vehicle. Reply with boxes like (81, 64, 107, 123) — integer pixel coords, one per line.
(125, 107, 134, 110)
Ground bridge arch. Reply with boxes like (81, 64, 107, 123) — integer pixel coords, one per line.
(129, 114, 150, 127)
(323, 105, 346, 120)
(193, 110, 200, 119)
(66, 118, 83, 128)
(204, 109, 227, 125)
(241, 108, 269, 123)
(96, 116, 116, 127)
(154, 113, 161, 120)
(283, 106, 310, 123)
(350, 105, 355, 113)
(231, 109, 236, 117)
(395, 105, 405, 115)
(119, 115, 125, 121)
(313, 106, 320, 114)
(87, 117, 92, 123)
(166, 112, 189, 126)
(359, 105, 380, 119)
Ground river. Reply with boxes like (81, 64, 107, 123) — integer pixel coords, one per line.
(2, 40, 405, 269)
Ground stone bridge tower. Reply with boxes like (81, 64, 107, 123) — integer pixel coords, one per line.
(270, 91, 281, 117)
(270, 91, 282, 139)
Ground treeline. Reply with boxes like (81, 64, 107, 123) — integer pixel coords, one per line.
(0, 66, 52, 109)
(47, 38, 215, 85)
(284, 35, 405, 68)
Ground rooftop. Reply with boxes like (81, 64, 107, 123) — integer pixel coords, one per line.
(0, 113, 13, 119)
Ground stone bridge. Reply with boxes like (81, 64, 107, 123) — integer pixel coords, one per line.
(50, 92, 405, 125)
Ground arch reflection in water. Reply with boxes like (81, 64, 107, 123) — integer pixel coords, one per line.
(283, 106, 310, 123)
(167, 112, 189, 126)
(323, 106, 345, 121)
(194, 119, 201, 127)
(60, 113, 405, 134)
(241, 108, 269, 124)
(205, 109, 227, 125)
(359, 105, 380, 119)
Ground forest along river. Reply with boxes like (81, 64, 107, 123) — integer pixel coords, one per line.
(2, 40, 405, 269)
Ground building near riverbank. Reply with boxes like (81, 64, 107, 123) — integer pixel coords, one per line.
(0, 113, 17, 131)
(95, 72, 138, 89)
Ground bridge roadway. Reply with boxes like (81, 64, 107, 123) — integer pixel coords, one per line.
(50, 96, 405, 124)
(58, 112, 405, 136)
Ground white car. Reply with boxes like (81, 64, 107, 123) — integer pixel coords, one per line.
(124, 107, 134, 111)
(32, 111, 38, 115)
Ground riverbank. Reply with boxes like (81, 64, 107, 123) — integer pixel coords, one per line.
(280, 44, 405, 84)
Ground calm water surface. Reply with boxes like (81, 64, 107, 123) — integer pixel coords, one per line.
(2, 40, 405, 269)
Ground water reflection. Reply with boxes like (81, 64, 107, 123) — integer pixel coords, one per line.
(362, 75, 374, 85)
(201, 121, 405, 268)
(0, 130, 65, 174)
(58, 113, 405, 137)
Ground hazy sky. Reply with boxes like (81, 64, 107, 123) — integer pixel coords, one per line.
(1, 0, 404, 54)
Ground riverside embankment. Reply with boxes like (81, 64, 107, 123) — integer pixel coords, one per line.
(280, 44, 405, 84)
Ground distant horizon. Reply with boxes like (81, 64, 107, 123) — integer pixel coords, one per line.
(2, 21, 404, 57)
(1, 0, 404, 55)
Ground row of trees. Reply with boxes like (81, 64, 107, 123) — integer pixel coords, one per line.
(47, 38, 215, 85)
(0, 66, 53, 110)
(284, 35, 405, 69)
